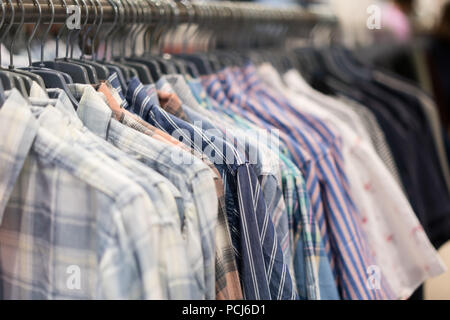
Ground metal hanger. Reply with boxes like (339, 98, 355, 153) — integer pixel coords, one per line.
(153, 0, 180, 75)
(0, 0, 15, 90)
(135, 0, 165, 81)
(73, 0, 109, 80)
(24, 0, 80, 106)
(169, 0, 200, 78)
(118, 0, 153, 84)
(0, 1, 5, 104)
(98, 0, 129, 89)
(140, 0, 172, 76)
(176, 3, 215, 75)
(35, 0, 90, 83)
(3, 0, 37, 95)
(150, 0, 185, 76)
(108, 0, 139, 80)
(22, 0, 75, 88)
(123, 0, 163, 81)
(162, 0, 189, 75)
(64, 0, 99, 83)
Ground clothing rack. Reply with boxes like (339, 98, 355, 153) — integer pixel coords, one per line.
(0, 0, 337, 30)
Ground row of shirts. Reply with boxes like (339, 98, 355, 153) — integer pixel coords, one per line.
(0, 61, 446, 300)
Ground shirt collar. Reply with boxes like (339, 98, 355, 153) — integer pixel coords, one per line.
(49, 88, 84, 127)
(126, 77, 156, 119)
(156, 76, 175, 93)
(143, 84, 160, 108)
(30, 81, 49, 99)
(0, 89, 39, 224)
(31, 86, 85, 129)
(32, 104, 76, 141)
(76, 85, 113, 139)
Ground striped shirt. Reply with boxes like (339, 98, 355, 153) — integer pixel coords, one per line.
(124, 76, 298, 300)
(103, 77, 243, 300)
(158, 85, 294, 285)
(187, 77, 340, 299)
(201, 64, 392, 299)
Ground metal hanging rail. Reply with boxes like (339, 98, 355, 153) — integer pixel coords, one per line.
(0, 0, 337, 27)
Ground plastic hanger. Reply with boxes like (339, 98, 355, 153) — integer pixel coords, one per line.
(63, 0, 99, 84)
(23, 0, 79, 107)
(71, 0, 109, 81)
(34, 0, 90, 83)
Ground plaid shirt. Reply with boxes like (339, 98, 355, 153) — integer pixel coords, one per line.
(106, 74, 243, 299)
(71, 84, 219, 299)
(0, 89, 196, 299)
(107, 78, 244, 299)
(155, 77, 191, 122)
(29, 87, 204, 300)
(124, 77, 298, 300)
(202, 64, 396, 300)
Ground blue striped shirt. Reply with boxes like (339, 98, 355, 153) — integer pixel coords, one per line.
(201, 65, 394, 299)
(120, 76, 298, 300)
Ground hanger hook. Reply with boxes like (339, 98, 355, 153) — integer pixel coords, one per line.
(71, 0, 88, 59)
(81, 0, 97, 59)
(161, 0, 178, 54)
(55, 0, 68, 59)
(66, 0, 80, 59)
(102, 0, 118, 61)
(0, 0, 6, 66)
(119, 0, 135, 59)
(91, 0, 103, 61)
(0, 1, 6, 31)
(0, 0, 14, 67)
(130, 0, 144, 56)
(123, 0, 136, 58)
(111, 0, 125, 59)
(178, 0, 194, 54)
(132, 0, 147, 57)
(9, 0, 26, 69)
(26, 0, 42, 67)
(144, 0, 163, 55)
(40, 0, 55, 65)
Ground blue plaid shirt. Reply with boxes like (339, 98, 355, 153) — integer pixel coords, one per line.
(0, 89, 195, 299)
(68, 84, 218, 299)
